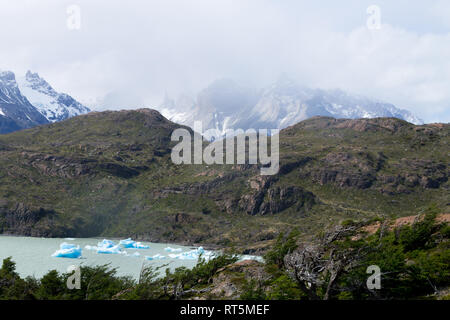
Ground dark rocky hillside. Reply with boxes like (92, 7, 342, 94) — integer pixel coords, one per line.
(0, 109, 448, 252)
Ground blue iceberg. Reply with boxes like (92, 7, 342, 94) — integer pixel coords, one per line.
(97, 244, 123, 254)
(167, 247, 212, 260)
(94, 239, 125, 254)
(145, 254, 166, 260)
(52, 243, 82, 259)
(119, 238, 149, 249)
(164, 247, 182, 253)
(83, 239, 130, 254)
(60, 242, 77, 250)
(119, 238, 135, 248)
(97, 239, 116, 248)
(134, 242, 149, 249)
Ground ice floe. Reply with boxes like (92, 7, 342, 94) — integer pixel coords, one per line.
(97, 244, 124, 254)
(164, 247, 182, 253)
(83, 239, 127, 254)
(60, 242, 77, 250)
(98, 239, 116, 248)
(145, 254, 166, 260)
(167, 247, 213, 260)
(51, 243, 82, 259)
(133, 242, 149, 249)
(119, 238, 150, 249)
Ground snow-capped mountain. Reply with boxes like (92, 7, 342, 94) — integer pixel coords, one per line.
(17, 71, 90, 122)
(0, 70, 49, 134)
(159, 77, 423, 136)
(0, 70, 90, 134)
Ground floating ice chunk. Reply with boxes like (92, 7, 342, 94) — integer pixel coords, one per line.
(131, 252, 140, 257)
(167, 247, 211, 260)
(52, 245, 82, 259)
(145, 254, 165, 260)
(64, 238, 75, 241)
(95, 239, 125, 254)
(164, 247, 182, 253)
(60, 242, 77, 250)
(119, 238, 135, 248)
(119, 238, 149, 249)
(97, 244, 122, 254)
(84, 245, 97, 251)
(97, 239, 116, 248)
(133, 242, 149, 249)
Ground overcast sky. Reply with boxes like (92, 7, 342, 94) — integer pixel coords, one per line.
(1, 0, 449, 123)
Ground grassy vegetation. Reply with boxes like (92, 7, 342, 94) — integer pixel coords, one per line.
(1, 208, 447, 300)
(0, 111, 448, 251)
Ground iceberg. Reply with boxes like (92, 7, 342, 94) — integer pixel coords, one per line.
(119, 238, 135, 248)
(97, 239, 116, 248)
(94, 239, 125, 254)
(119, 238, 149, 249)
(168, 247, 213, 260)
(97, 244, 123, 254)
(145, 254, 166, 260)
(52, 243, 82, 259)
(164, 247, 182, 253)
(84, 239, 134, 254)
(133, 242, 149, 249)
(60, 242, 77, 250)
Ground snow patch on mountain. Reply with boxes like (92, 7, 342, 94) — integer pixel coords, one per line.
(0, 70, 50, 133)
(159, 78, 423, 136)
(0, 71, 32, 106)
(17, 71, 90, 122)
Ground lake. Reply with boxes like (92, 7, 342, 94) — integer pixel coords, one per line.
(0, 235, 235, 280)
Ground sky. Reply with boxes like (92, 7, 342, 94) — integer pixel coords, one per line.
(0, 0, 449, 123)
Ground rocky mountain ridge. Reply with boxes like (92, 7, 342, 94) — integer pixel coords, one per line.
(159, 78, 423, 137)
(0, 69, 89, 134)
(0, 110, 447, 251)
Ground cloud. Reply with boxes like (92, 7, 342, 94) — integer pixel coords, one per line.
(0, 0, 449, 122)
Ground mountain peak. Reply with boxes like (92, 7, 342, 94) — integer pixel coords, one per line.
(23, 70, 55, 95)
(25, 70, 39, 79)
(0, 70, 18, 86)
(0, 70, 49, 133)
(17, 71, 90, 123)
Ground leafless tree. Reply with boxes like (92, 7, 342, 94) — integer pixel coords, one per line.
(284, 224, 370, 300)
